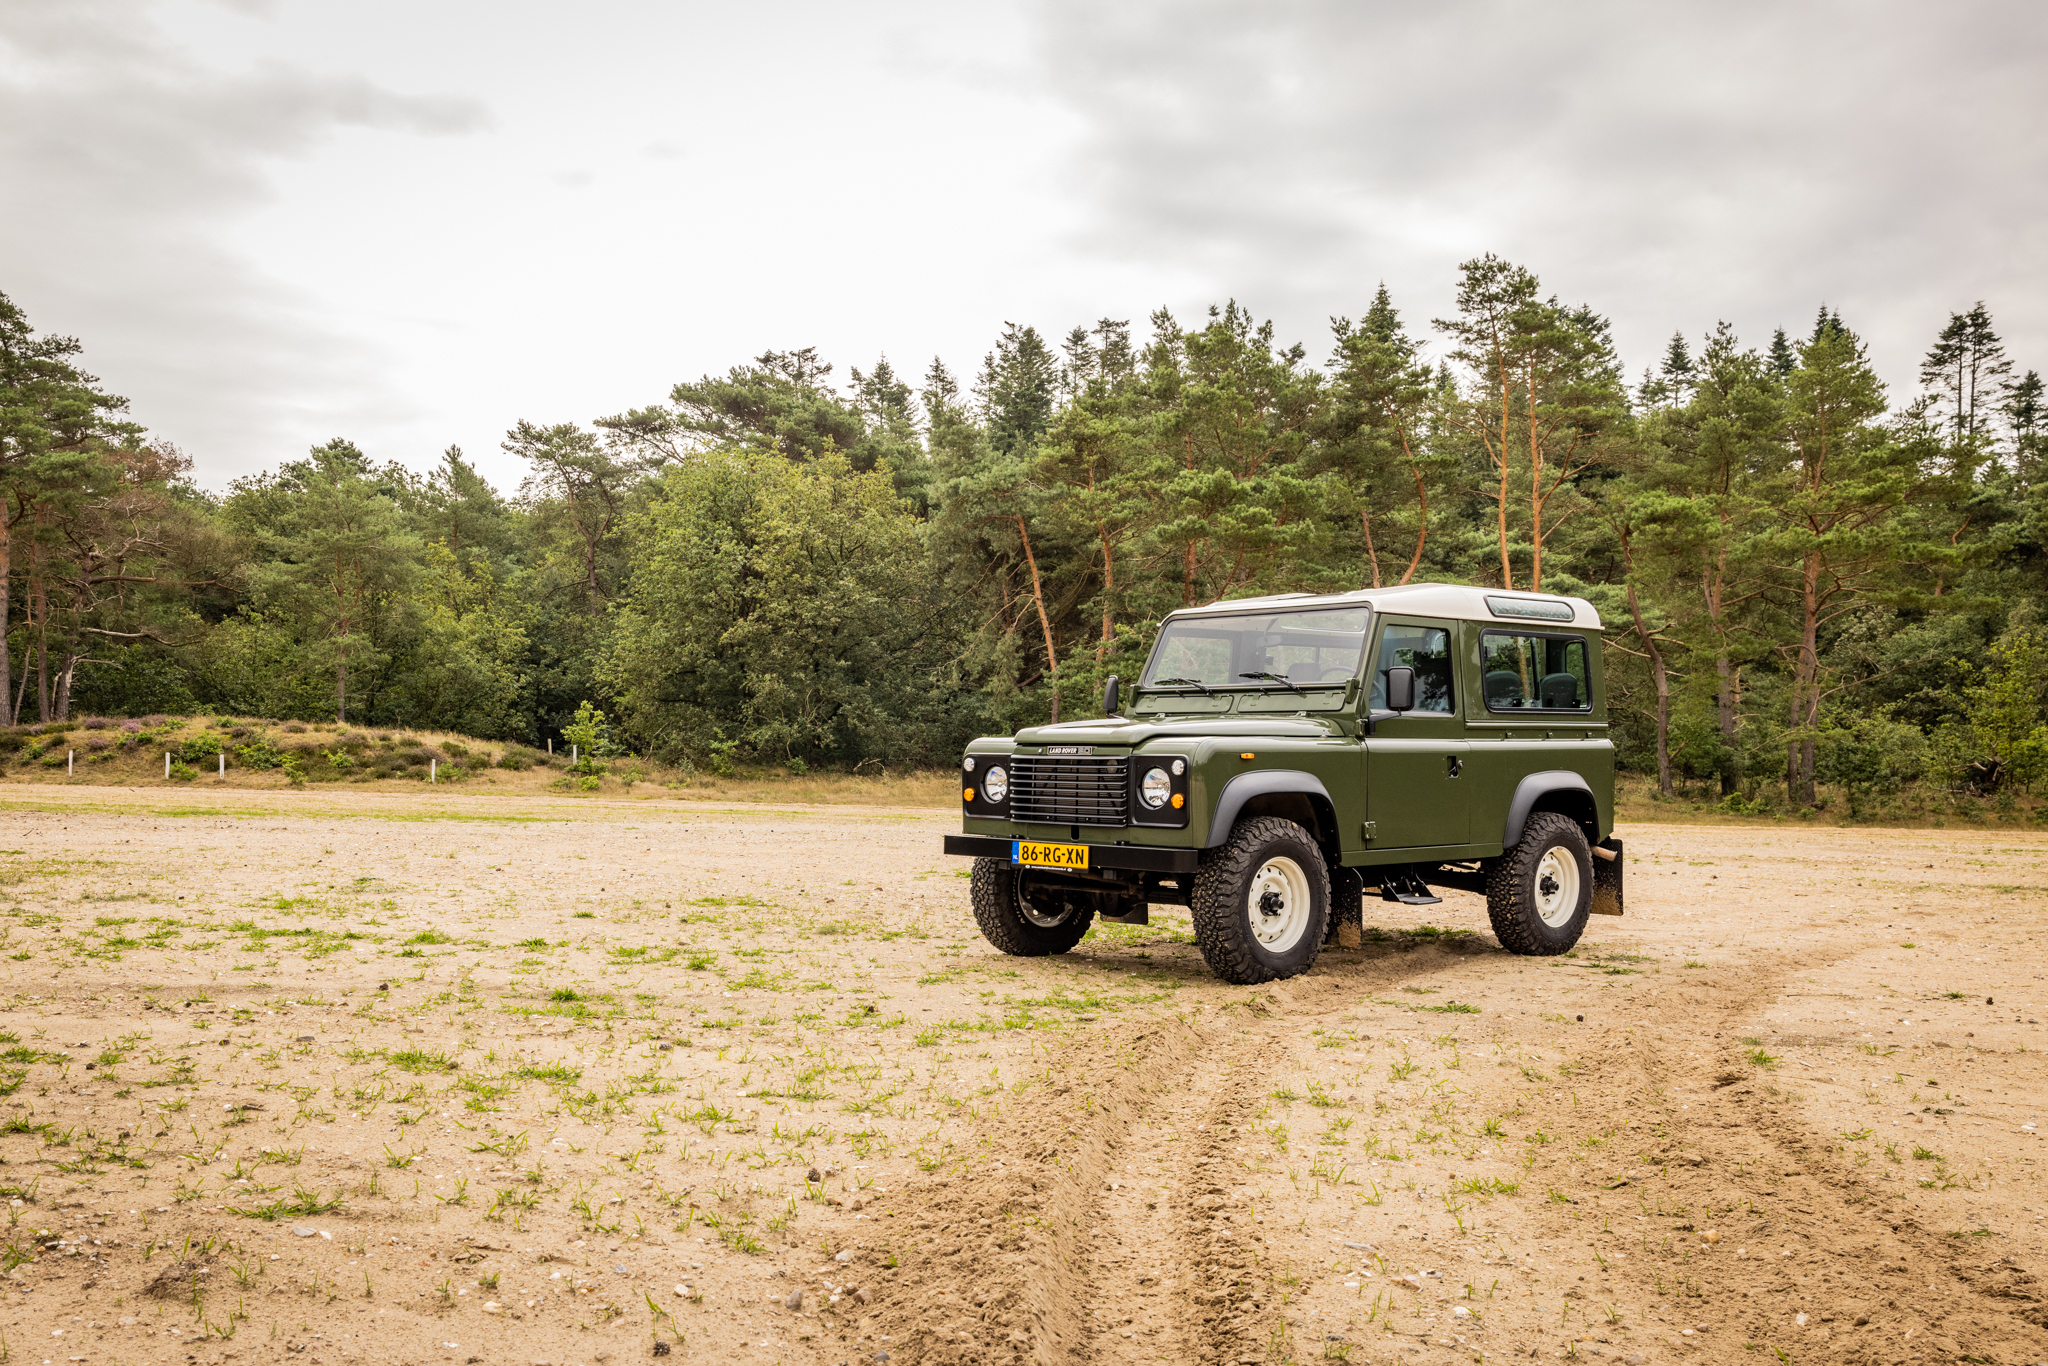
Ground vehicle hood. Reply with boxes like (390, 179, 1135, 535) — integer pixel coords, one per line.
(1010, 715, 1335, 748)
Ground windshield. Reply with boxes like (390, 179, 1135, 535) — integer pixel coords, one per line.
(1142, 607, 1371, 689)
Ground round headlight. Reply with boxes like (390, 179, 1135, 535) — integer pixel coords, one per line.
(982, 765, 1008, 804)
(962, 756, 976, 773)
(1140, 766, 1172, 809)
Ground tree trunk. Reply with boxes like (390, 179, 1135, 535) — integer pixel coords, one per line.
(54, 653, 78, 722)
(32, 522, 48, 724)
(0, 508, 10, 727)
(1495, 358, 1515, 589)
(1715, 653, 1738, 796)
(1788, 549, 1824, 806)
(1625, 579, 1672, 796)
(1360, 510, 1382, 588)
(1096, 526, 1116, 663)
(1017, 515, 1060, 724)
(337, 652, 348, 725)
(1526, 369, 1545, 592)
(1397, 460, 1428, 585)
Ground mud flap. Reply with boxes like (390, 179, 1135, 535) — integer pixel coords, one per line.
(1325, 866, 1364, 947)
(1591, 837, 1624, 916)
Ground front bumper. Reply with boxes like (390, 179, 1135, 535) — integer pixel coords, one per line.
(942, 835, 1199, 874)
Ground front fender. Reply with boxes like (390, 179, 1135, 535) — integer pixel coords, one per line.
(1206, 770, 1336, 849)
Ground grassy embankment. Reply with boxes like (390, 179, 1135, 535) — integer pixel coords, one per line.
(0, 713, 958, 807)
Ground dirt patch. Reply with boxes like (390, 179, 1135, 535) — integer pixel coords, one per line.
(0, 788, 2041, 1363)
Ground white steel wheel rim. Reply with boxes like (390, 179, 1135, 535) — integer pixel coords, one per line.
(1533, 847, 1581, 927)
(1016, 881, 1074, 928)
(1248, 856, 1312, 952)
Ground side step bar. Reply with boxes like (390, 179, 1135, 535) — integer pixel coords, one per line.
(1376, 866, 1442, 906)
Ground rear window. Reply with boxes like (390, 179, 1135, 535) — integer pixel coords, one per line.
(1480, 632, 1591, 712)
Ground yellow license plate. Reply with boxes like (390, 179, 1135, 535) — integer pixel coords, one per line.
(1012, 840, 1088, 870)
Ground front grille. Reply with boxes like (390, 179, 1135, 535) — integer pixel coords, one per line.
(1009, 756, 1129, 827)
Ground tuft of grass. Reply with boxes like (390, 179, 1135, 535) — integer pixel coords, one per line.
(1746, 1048, 1779, 1069)
(389, 1048, 458, 1074)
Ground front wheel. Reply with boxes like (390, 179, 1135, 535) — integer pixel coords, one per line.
(970, 858, 1096, 956)
(1485, 811, 1592, 955)
(1190, 817, 1330, 984)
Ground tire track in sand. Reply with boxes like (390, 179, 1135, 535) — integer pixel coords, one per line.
(855, 955, 1462, 1366)
(1501, 943, 2048, 1361)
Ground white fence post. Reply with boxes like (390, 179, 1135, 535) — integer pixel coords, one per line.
(218, 752, 225, 779)
(547, 738, 553, 755)
(164, 752, 171, 778)
(431, 758, 437, 783)
(67, 750, 74, 777)
(572, 745, 579, 767)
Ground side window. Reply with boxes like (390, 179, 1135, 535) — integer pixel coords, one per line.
(1370, 623, 1455, 713)
(1480, 632, 1590, 711)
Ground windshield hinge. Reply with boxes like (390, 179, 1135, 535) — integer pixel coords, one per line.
(1359, 821, 1377, 842)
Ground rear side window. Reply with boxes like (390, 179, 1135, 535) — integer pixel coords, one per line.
(1369, 623, 1455, 713)
(1480, 632, 1591, 712)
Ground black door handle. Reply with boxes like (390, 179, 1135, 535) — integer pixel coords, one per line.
(1446, 756, 1463, 779)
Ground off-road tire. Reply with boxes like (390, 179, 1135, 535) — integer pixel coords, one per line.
(1486, 811, 1592, 956)
(1191, 817, 1330, 984)
(969, 857, 1096, 956)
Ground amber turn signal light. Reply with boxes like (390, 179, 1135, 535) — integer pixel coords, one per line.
(963, 789, 974, 801)
(1170, 793, 1184, 808)
(1239, 752, 1255, 760)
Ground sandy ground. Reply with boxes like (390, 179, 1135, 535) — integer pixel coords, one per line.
(0, 786, 2042, 1366)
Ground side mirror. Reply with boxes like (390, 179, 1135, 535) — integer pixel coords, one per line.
(1385, 666, 1415, 714)
(1102, 675, 1121, 716)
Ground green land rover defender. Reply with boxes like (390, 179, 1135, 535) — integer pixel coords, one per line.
(943, 583, 1625, 984)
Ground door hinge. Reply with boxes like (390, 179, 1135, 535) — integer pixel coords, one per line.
(1360, 821, 1377, 842)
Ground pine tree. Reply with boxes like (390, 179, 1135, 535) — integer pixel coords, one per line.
(1768, 328, 1797, 376)
(247, 442, 422, 724)
(977, 324, 1060, 458)
(2006, 370, 2044, 480)
(0, 291, 139, 722)
(1920, 302, 2013, 450)
(1435, 255, 1627, 591)
(1766, 318, 1930, 805)
(1326, 284, 1438, 586)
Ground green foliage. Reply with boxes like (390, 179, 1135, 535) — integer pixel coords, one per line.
(600, 448, 971, 767)
(233, 736, 286, 770)
(175, 731, 225, 765)
(560, 701, 620, 767)
(1, 273, 2042, 810)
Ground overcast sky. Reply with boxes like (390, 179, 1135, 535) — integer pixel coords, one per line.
(4, 0, 2044, 490)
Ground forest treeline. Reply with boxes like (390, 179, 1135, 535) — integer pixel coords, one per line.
(1, 255, 2044, 810)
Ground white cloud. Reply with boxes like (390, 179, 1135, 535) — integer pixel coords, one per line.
(1033, 0, 2048, 385)
(0, 0, 486, 474)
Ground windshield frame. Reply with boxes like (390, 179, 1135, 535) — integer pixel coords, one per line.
(1137, 605, 1374, 694)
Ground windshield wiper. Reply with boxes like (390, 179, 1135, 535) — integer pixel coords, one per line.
(1239, 671, 1305, 693)
(1150, 677, 1214, 694)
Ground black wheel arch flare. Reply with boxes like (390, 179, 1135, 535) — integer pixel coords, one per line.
(1502, 769, 1599, 848)
(1206, 770, 1341, 864)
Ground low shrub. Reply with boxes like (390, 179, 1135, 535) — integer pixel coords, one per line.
(176, 732, 226, 765)
(234, 738, 286, 770)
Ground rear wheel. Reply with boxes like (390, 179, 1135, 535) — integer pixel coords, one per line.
(1485, 811, 1592, 955)
(1190, 817, 1330, 984)
(970, 858, 1096, 956)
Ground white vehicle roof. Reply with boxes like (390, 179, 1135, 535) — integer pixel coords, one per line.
(1166, 582, 1603, 630)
